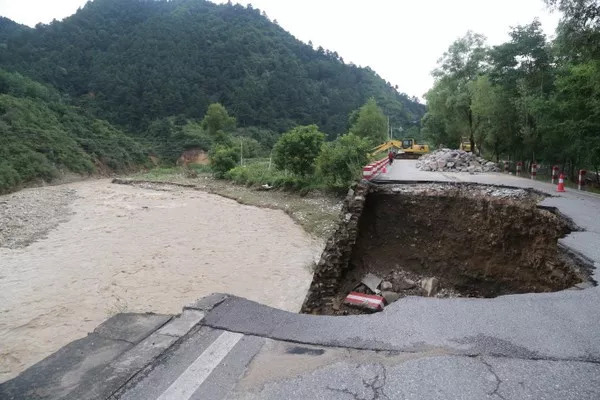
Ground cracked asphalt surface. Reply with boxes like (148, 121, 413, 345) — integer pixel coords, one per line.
(230, 351, 600, 399)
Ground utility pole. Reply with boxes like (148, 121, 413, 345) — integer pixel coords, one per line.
(268, 150, 272, 171)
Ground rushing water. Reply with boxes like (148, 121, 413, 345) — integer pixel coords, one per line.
(0, 179, 320, 382)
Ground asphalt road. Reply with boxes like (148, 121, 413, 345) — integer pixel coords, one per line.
(3, 161, 599, 399)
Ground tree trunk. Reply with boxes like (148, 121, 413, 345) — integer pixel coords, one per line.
(494, 140, 499, 162)
(468, 109, 475, 154)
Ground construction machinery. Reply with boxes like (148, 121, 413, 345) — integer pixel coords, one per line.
(370, 138, 430, 159)
(459, 137, 472, 152)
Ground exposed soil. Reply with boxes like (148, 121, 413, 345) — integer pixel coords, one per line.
(318, 184, 590, 315)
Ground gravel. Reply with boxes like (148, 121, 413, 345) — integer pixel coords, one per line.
(0, 187, 77, 249)
(417, 148, 501, 173)
(384, 183, 535, 201)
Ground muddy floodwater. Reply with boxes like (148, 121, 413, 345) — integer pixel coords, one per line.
(0, 179, 321, 382)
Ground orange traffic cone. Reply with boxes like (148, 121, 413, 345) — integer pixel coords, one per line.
(557, 173, 566, 192)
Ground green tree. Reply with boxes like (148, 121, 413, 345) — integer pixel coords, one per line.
(232, 136, 263, 159)
(273, 125, 325, 176)
(469, 75, 515, 160)
(349, 98, 387, 144)
(546, 61, 600, 178)
(316, 134, 370, 187)
(545, 0, 600, 61)
(201, 103, 236, 145)
(210, 144, 238, 178)
(423, 8, 599, 181)
(430, 32, 488, 153)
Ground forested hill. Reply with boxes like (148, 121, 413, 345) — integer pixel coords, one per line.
(0, 69, 147, 193)
(0, 0, 424, 136)
(0, 17, 29, 42)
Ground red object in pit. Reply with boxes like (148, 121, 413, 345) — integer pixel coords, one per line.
(343, 292, 385, 311)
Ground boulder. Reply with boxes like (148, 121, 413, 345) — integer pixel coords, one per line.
(394, 278, 416, 290)
(421, 277, 439, 297)
(381, 291, 401, 304)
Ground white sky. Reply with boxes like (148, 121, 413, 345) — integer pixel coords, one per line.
(0, 0, 561, 99)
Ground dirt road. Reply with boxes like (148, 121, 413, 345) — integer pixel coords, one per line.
(0, 180, 321, 382)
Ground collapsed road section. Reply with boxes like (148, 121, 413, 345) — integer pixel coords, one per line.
(302, 181, 595, 315)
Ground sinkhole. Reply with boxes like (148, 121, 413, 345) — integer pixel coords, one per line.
(302, 183, 594, 315)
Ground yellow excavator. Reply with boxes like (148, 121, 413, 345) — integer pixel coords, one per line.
(370, 138, 430, 159)
(459, 137, 472, 152)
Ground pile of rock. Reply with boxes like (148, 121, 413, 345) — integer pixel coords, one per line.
(417, 149, 500, 173)
(348, 272, 455, 309)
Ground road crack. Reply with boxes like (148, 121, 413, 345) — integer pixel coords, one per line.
(327, 363, 389, 400)
(480, 357, 506, 400)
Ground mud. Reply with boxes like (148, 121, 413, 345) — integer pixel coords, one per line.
(306, 183, 592, 315)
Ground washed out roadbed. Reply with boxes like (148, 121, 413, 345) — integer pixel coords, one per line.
(303, 182, 594, 315)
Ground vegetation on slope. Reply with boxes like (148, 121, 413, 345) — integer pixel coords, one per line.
(0, 0, 425, 138)
(0, 70, 147, 193)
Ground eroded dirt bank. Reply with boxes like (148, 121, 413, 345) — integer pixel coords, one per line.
(0, 179, 321, 382)
(303, 183, 592, 315)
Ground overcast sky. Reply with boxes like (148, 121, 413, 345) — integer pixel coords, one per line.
(0, 0, 561, 99)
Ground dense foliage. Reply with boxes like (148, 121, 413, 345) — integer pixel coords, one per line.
(316, 134, 371, 187)
(0, 0, 425, 138)
(225, 99, 384, 191)
(210, 144, 238, 178)
(0, 70, 147, 193)
(349, 98, 388, 144)
(273, 125, 325, 177)
(423, 0, 600, 178)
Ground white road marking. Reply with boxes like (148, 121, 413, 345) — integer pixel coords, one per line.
(156, 331, 244, 400)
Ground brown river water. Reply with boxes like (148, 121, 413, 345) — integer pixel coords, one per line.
(0, 179, 321, 382)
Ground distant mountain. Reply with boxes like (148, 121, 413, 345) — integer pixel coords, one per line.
(0, 17, 30, 43)
(0, 0, 425, 137)
(0, 69, 147, 193)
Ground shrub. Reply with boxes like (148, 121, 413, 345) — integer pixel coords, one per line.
(226, 162, 313, 191)
(0, 163, 21, 193)
(316, 134, 371, 187)
(210, 145, 238, 178)
(273, 125, 325, 176)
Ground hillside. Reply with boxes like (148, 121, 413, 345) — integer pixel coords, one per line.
(0, 69, 147, 193)
(0, 17, 29, 42)
(0, 0, 425, 137)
